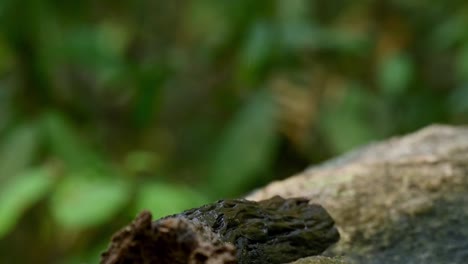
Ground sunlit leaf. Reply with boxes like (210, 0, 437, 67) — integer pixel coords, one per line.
(50, 171, 130, 229)
(0, 123, 39, 183)
(0, 168, 54, 238)
(135, 181, 208, 219)
(378, 54, 413, 95)
(208, 89, 279, 197)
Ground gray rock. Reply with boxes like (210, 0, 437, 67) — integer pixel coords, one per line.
(248, 125, 468, 263)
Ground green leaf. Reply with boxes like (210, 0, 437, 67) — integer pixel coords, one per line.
(429, 15, 467, 51)
(41, 112, 101, 170)
(186, 0, 231, 53)
(208, 90, 279, 197)
(59, 23, 128, 85)
(276, 0, 310, 22)
(50, 171, 130, 229)
(319, 85, 378, 154)
(378, 54, 414, 95)
(0, 0, 14, 20)
(0, 123, 39, 183)
(0, 36, 14, 75)
(237, 21, 275, 84)
(320, 29, 370, 54)
(0, 87, 12, 133)
(448, 85, 468, 114)
(124, 150, 160, 175)
(280, 21, 320, 51)
(135, 182, 208, 219)
(132, 66, 166, 128)
(0, 168, 54, 238)
(456, 44, 468, 81)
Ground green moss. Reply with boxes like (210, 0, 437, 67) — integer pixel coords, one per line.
(291, 256, 348, 264)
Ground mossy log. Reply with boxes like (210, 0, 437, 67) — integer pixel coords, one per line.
(101, 196, 340, 264)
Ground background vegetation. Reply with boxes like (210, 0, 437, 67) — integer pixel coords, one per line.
(1, 0, 468, 262)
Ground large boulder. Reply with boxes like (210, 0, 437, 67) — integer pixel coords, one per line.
(248, 125, 468, 263)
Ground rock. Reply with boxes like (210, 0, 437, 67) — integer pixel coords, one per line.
(290, 256, 348, 264)
(247, 125, 468, 263)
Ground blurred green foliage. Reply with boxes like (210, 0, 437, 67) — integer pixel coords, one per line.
(1, 0, 468, 262)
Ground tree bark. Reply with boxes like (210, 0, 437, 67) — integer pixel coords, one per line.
(101, 196, 340, 264)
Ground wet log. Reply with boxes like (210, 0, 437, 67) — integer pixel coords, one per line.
(101, 196, 340, 264)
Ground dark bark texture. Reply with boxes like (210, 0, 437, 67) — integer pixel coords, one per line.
(101, 211, 237, 264)
(101, 196, 339, 264)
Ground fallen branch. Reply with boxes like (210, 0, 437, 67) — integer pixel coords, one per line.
(101, 196, 340, 264)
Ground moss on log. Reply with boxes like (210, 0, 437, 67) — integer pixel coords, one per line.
(101, 196, 339, 264)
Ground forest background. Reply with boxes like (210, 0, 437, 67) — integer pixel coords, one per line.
(1, 0, 468, 262)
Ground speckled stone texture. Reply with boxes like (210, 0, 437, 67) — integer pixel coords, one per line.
(248, 125, 468, 263)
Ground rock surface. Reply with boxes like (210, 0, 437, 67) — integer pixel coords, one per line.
(247, 125, 468, 263)
(290, 256, 347, 264)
